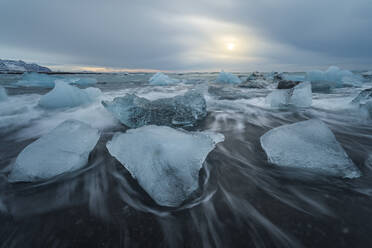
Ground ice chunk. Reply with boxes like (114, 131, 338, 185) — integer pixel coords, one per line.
(8, 120, 100, 182)
(216, 71, 241, 84)
(351, 89, 372, 118)
(266, 81, 312, 108)
(282, 74, 305, 82)
(260, 119, 360, 178)
(69, 77, 97, 86)
(149, 72, 179, 85)
(106, 125, 224, 207)
(15, 72, 57, 88)
(102, 90, 207, 128)
(305, 66, 362, 90)
(0, 86, 7, 101)
(39, 81, 102, 109)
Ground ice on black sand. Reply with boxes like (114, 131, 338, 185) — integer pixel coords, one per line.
(106, 125, 224, 207)
(8, 120, 100, 182)
(260, 119, 360, 178)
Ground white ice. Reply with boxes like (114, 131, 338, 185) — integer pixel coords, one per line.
(266, 81, 312, 108)
(216, 71, 241, 84)
(0, 86, 7, 101)
(149, 72, 180, 85)
(305, 66, 362, 88)
(15, 72, 57, 88)
(8, 120, 100, 182)
(260, 119, 361, 178)
(39, 81, 102, 109)
(106, 125, 224, 207)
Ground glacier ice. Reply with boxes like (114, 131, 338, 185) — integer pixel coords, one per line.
(239, 79, 268, 89)
(15, 72, 57, 88)
(266, 81, 312, 108)
(39, 81, 102, 109)
(0, 86, 7, 101)
(216, 71, 241, 84)
(149, 72, 180, 85)
(106, 125, 224, 207)
(305, 66, 362, 90)
(102, 90, 207, 128)
(8, 120, 100, 182)
(260, 119, 361, 178)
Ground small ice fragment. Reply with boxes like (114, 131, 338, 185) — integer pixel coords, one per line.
(106, 125, 224, 207)
(38, 81, 101, 109)
(8, 120, 100, 182)
(260, 119, 361, 178)
(216, 71, 241, 84)
(102, 90, 207, 128)
(149, 72, 179, 85)
(266, 81, 312, 108)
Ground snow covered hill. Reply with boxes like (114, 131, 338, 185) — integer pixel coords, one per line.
(0, 59, 51, 73)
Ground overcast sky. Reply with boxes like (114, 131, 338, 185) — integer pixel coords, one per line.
(0, 0, 371, 72)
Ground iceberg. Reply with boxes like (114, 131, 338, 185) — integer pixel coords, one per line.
(260, 119, 360, 178)
(38, 81, 102, 109)
(266, 81, 312, 108)
(102, 90, 207, 128)
(8, 120, 100, 182)
(216, 71, 241, 84)
(15, 72, 57, 88)
(0, 86, 7, 101)
(305, 66, 362, 90)
(106, 125, 224, 207)
(149, 72, 179, 85)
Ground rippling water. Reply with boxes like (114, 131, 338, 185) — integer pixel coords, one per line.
(1, 73, 372, 248)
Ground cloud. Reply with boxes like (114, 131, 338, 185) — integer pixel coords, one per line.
(0, 0, 371, 71)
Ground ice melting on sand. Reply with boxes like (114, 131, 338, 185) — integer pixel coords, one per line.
(15, 72, 57, 88)
(8, 120, 100, 182)
(306, 66, 362, 90)
(39, 81, 102, 109)
(0, 86, 7, 101)
(260, 119, 361, 178)
(106, 125, 224, 207)
(102, 90, 207, 128)
(266, 81, 312, 108)
(216, 71, 241, 84)
(149, 72, 179, 85)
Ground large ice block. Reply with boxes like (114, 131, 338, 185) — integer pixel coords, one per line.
(102, 90, 207, 128)
(8, 120, 100, 182)
(106, 125, 224, 207)
(260, 119, 360, 178)
(266, 81, 312, 108)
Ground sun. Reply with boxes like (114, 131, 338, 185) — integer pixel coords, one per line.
(227, 43, 235, 51)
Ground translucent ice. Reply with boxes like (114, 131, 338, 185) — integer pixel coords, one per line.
(102, 90, 207, 128)
(15, 72, 57, 88)
(260, 119, 360, 178)
(266, 81, 312, 108)
(8, 120, 100, 182)
(39, 81, 102, 109)
(351, 89, 372, 118)
(106, 125, 224, 207)
(149, 72, 179, 85)
(216, 71, 241, 84)
(0, 86, 7, 101)
(305, 66, 362, 89)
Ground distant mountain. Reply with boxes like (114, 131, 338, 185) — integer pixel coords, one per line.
(0, 59, 51, 73)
